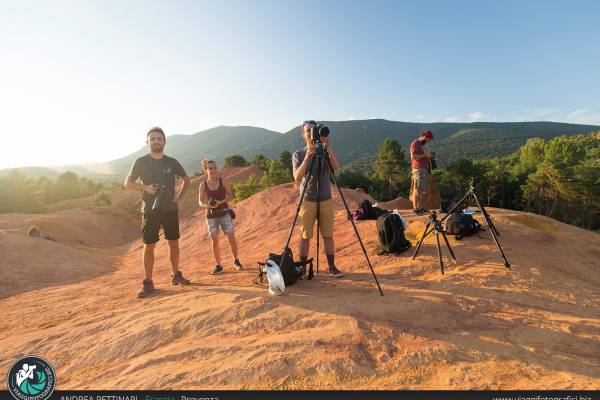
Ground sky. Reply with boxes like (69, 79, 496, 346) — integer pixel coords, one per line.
(1, 0, 599, 169)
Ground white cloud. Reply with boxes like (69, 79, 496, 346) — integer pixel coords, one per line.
(467, 111, 486, 122)
(415, 114, 426, 122)
(444, 116, 460, 123)
(566, 109, 600, 125)
(505, 107, 560, 121)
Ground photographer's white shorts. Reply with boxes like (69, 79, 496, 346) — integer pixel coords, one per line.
(206, 214, 234, 237)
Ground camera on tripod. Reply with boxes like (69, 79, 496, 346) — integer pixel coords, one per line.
(309, 124, 330, 143)
(151, 184, 166, 211)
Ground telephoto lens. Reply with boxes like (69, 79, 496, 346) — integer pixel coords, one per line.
(317, 124, 330, 137)
(429, 157, 438, 170)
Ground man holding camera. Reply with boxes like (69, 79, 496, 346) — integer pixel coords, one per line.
(410, 130, 434, 214)
(292, 120, 344, 278)
(124, 127, 192, 298)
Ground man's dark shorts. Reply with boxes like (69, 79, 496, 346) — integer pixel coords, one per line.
(142, 210, 180, 244)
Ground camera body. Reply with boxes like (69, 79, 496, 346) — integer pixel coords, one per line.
(151, 184, 166, 211)
(428, 152, 438, 170)
(310, 124, 330, 143)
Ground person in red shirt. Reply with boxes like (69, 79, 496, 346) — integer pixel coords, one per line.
(409, 130, 434, 213)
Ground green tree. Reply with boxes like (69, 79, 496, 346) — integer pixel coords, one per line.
(278, 150, 293, 172)
(52, 171, 81, 201)
(260, 160, 292, 187)
(0, 170, 44, 213)
(373, 138, 409, 199)
(232, 175, 262, 202)
(250, 154, 269, 170)
(95, 188, 112, 205)
(517, 137, 546, 174)
(224, 155, 248, 168)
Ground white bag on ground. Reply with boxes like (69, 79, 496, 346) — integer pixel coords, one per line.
(263, 260, 285, 296)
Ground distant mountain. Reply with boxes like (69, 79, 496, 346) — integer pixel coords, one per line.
(0, 167, 59, 179)
(247, 120, 600, 169)
(56, 126, 281, 177)
(5, 120, 598, 179)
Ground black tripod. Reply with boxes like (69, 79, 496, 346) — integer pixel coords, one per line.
(441, 179, 511, 270)
(412, 211, 456, 275)
(280, 140, 384, 296)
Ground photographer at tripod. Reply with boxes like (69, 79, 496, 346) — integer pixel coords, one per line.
(292, 120, 344, 278)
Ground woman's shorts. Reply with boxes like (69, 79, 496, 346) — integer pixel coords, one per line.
(207, 213, 235, 237)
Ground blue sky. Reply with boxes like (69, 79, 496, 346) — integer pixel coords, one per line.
(2, 0, 599, 169)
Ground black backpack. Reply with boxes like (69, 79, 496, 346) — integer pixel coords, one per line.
(256, 248, 314, 287)
(443, 212, 481, 239)
(353, 199, 387, 220)
(376, 213, 412, 254)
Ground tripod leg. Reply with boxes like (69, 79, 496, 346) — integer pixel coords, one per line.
(316, 154, 322, 275)
(434, 228, 445, 275)
(324, 151, 384, 296)
(316, 207, 320, 275)
(412, 222, 433, 260)
(280, 155, 317, 270)
(472, 192, 511, 270)
(439, 225, 456, 261)
(440, 190, 471, 223)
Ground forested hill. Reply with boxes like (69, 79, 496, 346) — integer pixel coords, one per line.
(3, 120, 599, 178)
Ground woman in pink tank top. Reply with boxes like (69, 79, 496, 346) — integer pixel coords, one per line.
(198, 159, 244, 275)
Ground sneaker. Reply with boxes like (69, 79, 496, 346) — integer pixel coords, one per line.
(211, 265, 224, 275)
(171, 271, 191, 285)
(328, 266, 345, 278)
(137, 279, 155, 298)
(233, 259, 244, 271)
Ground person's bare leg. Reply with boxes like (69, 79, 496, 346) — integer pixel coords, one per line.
(211, 235, 222, 265)
(323, 236, 343, 275)
(299, 237, 310, 259)
(323, 237, 334, 256)
(143, 243, 156, 280)
(414, 189, 424, 210)
(168, 239, 179, 274)
(225, 233, 239, 260)
(412, 188, 418, 209)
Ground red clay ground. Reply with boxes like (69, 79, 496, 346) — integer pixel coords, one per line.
(1, 175, 599, 389)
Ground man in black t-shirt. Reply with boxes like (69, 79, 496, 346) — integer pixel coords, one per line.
(124, 127, 192, 298)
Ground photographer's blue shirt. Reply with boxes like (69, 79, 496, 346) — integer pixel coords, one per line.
(292, 147, 332, 202)
(127, 154, 187, 213)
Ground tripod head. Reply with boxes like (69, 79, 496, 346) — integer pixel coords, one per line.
(313, 141, 327, 155)
(468, 178, 476, 191)
(427, 210, 439, 222)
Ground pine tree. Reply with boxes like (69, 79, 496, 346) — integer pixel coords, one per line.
(278, 150, 293, 172)
(373, 138, 409, 198)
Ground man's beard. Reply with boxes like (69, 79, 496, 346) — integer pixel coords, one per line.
(151, 144, 164, 153)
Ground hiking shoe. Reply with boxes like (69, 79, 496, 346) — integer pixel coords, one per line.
(171, 271, 190, 285)
(328, 266, 345, 278)
(211, 265, 224, 275)
(233, 259, 244, 271)
(137, 279, 155, 298)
